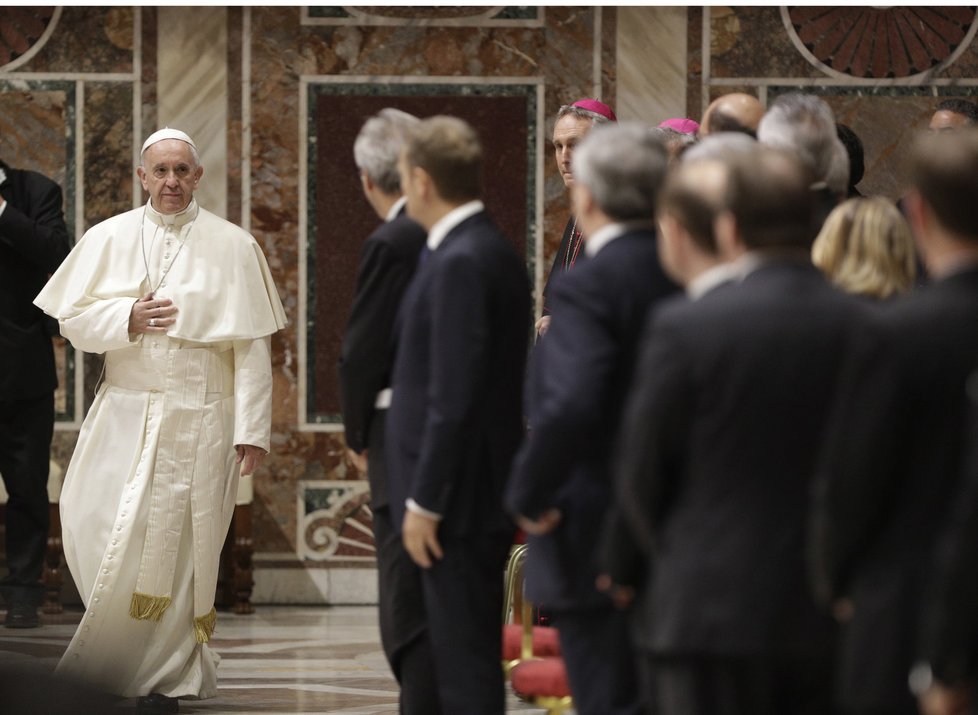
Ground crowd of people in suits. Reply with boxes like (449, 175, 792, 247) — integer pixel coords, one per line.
(338, 94, 978, 715)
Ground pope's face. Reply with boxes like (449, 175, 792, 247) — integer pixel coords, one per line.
(137, 139, 202, 214)
(553, 114, 594, 189)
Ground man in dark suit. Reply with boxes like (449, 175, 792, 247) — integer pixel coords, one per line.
(386, 115, 531, 714)
(611, 146, 859, 715)
(505, 122, 679, 715)
(337, 109, 437, 714)
(0, 157, 70, 628)
(536, 98, 616, 337)
(812, 129, 978, 715)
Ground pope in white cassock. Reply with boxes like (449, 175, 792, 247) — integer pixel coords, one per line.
(33, 128, 287, 713)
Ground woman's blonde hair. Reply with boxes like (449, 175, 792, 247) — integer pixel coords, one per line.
(812, 197, 916, 298)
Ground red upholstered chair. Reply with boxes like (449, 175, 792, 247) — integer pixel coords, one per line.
(501, 544, 572, 713)
(507, 574, 573, 713)
(501, 543, 562, 674)
(510, 655, 574, 715)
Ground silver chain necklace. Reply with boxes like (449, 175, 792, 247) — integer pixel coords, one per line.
(140, 202, 198, 295)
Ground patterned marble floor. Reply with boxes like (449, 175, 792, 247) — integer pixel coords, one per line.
(0, 606, 553, 714)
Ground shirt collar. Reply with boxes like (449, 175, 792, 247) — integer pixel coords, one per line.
(385, 195, 407, 223)
(585, 220, 655, 257)
(686, 262, 740, 300)
(427, 200, 484, 250)
(145, 198, 199, 228)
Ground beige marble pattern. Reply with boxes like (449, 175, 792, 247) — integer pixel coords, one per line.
(617, 7, 688, 125)
(156, 7, 228, 219)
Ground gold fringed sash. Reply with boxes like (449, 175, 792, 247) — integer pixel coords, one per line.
(193, 608, 217, 644)
(129, 592, 172, 622)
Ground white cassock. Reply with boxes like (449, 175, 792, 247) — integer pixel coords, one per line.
(34, 198, 287, 699)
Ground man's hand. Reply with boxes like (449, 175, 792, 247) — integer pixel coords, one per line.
(402, 510, 443, 569)
(535, 315, 551, 337)
(514, 508, 562, 536)
(920, 682, 973, 715)
(129, 293, 178, 334)
(595, 574, 636, 610)
(235, 444, 267, 476)
(347, 448, 368, 473)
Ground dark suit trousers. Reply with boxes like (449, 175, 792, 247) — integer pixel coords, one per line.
(369, 412, 441, 715)
(421, 531, 511, 715)
(648, 654, 837, 715)
(0, 394, 53, 606)
(554, 607, 644, 715)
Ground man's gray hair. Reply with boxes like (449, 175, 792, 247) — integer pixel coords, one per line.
(573, 121, 668, 221)
(757, 93, 838, 183)
(556, 104, 613, 128)
(354, 108, 420, 195)
(682, 131, 756, 164)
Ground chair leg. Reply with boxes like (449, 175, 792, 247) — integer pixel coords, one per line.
(42, 503, 63, 614)
(229, 503, 254, 615)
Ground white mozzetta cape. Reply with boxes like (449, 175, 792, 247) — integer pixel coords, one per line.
(34, 201, 287, 699)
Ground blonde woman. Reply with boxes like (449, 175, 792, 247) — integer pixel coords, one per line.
(812, 196, 916, 299)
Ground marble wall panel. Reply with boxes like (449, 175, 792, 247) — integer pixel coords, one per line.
(708, 7, 819, 81)
(83, 82, 133, 229)
(14, 7, 133, 75)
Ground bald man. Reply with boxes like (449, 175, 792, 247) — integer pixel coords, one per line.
(699, 92, 764, 138)
(928, 98, 978, 133)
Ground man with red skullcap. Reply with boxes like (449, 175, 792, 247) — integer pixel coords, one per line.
(536, 98, 617, 336)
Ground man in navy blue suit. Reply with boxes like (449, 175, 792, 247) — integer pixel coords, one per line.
(385, 115, 531, 714)
(504, 122, 679, 715)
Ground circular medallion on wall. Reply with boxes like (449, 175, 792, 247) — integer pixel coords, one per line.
(0, 6, 60, 72)
(783, 6, 978, 80)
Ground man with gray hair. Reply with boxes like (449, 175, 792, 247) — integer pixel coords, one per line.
(337, 108, 438, 714)
(537, 98, 617, 336)
(34, 128, 286, 713)
(506, 122, 679, 715)
(758, 92, 847, 226)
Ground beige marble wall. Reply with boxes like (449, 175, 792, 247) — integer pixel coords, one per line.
(157, 7, 228, 218)
(617, 6, 688, 125)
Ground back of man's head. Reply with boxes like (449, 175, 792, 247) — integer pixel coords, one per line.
(758, 93, 837, 184)
(660, 159, 730, 256)
(682, 131, 756, 164)
(936, 98, 978, 125)
(725, 146, 816, 250)
(911, 128, 978, 242)
(405, 115, 482, 203)
(573, 122, 668, 222)
(354, 108, 419, 195)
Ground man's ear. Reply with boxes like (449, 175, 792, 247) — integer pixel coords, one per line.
(714, 210, 744, 261)
(413, 165, 432, 200)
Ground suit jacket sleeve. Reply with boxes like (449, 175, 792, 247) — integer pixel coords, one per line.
(810, 316, 908, 605)
(409, 250, 491, 515)
(339, 234, 415, 453)
(603, 310, 692, 586)
(0, 173, 70, 273)
(505, 270, 622, 519)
